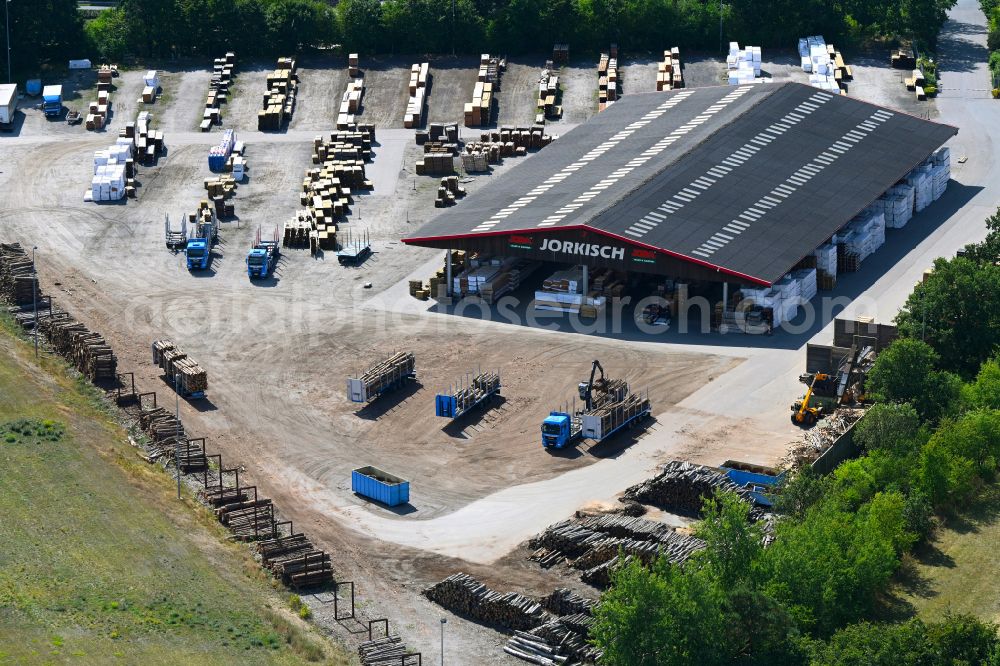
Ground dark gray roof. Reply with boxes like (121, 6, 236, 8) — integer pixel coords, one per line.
(404, 82, 956, 285)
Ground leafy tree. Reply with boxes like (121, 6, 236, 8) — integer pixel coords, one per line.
(917, 437, 978, 507)
(804, 619, 933, 665)
(895, 257, 1000, 379)
(867, 338, 961, 422)
(4, 0, 83, 78)
(338, 0, 384, 54)
(693, 491, 764, 585)
(774, 467, 829, 519)
(85, 8, 130, 62)
(927, 409, 1000, 474)
(964, 357, 1000, 410)
(925, 612, 1000, 665)
(590, 557, 732, 666)
(853, 403, 924, 454)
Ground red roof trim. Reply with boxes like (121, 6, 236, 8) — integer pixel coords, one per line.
(402, 225, 773, 286)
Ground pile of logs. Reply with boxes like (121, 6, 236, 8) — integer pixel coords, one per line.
(504, 632, 567, 665)
(529, 616, 601, 663)
(37, 317, 117, 382)
(528, 514, 705, 581)
(151, 339, 207, 395)
(541, 588, 596, 617)
(358, 634, 420, 666)
(255, 531, 334, 588)
(139, 405, 185, 444)
(0, 243, 40, 306)
(622, 460, 766, 519)
(423, 573, 549, 632)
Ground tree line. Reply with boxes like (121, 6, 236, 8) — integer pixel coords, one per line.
(4, 0, 956, 77)
(590, 211, 1000, 664)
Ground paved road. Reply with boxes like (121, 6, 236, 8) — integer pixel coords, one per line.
(320, 0, 1000, 563)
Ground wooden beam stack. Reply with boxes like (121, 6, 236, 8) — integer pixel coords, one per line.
(202, 51, 235, 131)
(465, 54, 504, 127)
(537, 64, 561, 122)
(405, 62, 429, 128)
(337, 78, 365, 129)
(598, 50, 619, 111)
(656, 47, 683, 91)
(349, 53, 361, 77)
(435, 175, 466, 207)
(259, 57, 297, 131)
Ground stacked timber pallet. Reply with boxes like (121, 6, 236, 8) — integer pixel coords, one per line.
(151, 339, 208, 395)
(337, 77, 365, 129)
(623, 460, 767, 519)
(480, 126, 556, 152)
(255, 531, 334, 587)
(656, 48, 683, 91)
(86, 65, 116, 131)
(128, 111, 165, 167)
(349, 53, 361, 77)
(552, 44, 569, 64)
(598, 47, 619, 111)
(202, 51, 235, 130)
(0, 243, 40, 305)
(258, 57, 297, 131)
(423, 573, 549, 631)
(537, 64, 561, 122)
(415, 122, 459, 145)
(465, 54, 504, 127)
(435, 176, 466, 207)
(417, 147, 456, 175)
(405, 62, 430, 128)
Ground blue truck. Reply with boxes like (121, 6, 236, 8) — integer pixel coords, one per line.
(185, 216, 218, 270)
(246, 226, 280, 279)
(542, 397, 651, 449)
(42, 85, 63, 118)
(352, 466, 410, 506)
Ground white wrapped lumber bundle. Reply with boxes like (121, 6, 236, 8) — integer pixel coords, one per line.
(423, 573, 550, 631)
(622, 460, 767, 519)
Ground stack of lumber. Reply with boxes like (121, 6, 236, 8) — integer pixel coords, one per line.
(337, 78, 365, 129)
(537, 64, 561, 122)
(418, 123, 460, 144)
(355, 352, 415, 397)
(479, 126, 556, 152)
(423, 573, 549, 631)
(598, 51, 619, 111)
(203, 51, 235, 130)
(0, 243, 40, 305)
(255, 532, 334, 587)
(622, 460, 766, 519)
(416, 149, 455, 176)
(203, 174, 238, 198)
(461, 145, 495, 172)
(405, 62, 429, 128)
(258, 57, 297, 131)
(349, 53, 361, 77)
(283, 211, 316, 248)
(891, 47, 916, 69)
(313, 126, 375, 163)
(552, 44, 569, 64)
(435, 176, 466, 207)
(656, 48, 683, 91)
(465, 54, 503, 127)
(87, 66, 115, 130)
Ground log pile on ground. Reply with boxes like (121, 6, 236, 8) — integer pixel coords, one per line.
(541, 588, 597, 617)
(622, 460, 766, 519)
(37, 317, 118, 381)
(423, 573, 549, 631)
(358, 634, 420, 666)
(526, 617, 602, 664)
(139, 406, 185, 445)
(255, 531, 334, 588)
(0, 243, 40, 305)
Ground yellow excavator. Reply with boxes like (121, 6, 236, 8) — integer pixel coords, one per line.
(791, 372, 831, 427)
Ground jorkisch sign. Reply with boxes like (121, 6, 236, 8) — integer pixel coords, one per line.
(538, 237, 626, 260)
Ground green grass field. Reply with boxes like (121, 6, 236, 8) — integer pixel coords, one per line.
(888, 484, 1000, 626)
(0, 321, 348, 664)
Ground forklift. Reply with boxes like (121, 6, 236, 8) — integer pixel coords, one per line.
(791, 341, 875, 427)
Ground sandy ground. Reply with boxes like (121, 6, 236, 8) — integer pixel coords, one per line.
(496, 59, 547, 126)
(0, 37, 968, 661)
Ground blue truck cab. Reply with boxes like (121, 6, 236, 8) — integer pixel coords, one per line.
(185, 239, 210, 270)
(246, 245, 277, 279)
(542, 411, 576, 449)
(42, 85, 63, 117)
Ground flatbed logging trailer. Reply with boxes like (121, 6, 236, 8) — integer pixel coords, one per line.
(164, 214, 187, 250)
(152, 339, 208, 399)
(434, 370, 501, 419)
(336, 228, 371, 266)
(543, 392, 651, 449)
(347, 351, 415, 403)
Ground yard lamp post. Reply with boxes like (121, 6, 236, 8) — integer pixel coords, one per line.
(440, 618, 447, 665)
(5, 0, 11, 84)
(175, 373, 182, 500)
(31, 246, 37, 357)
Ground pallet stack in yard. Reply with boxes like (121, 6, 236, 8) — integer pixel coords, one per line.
(442, 254, 538, 304)
(87, 113, 164, 202)
(337, 76, 365, 129)
(202, 52, 235, 131)
(465, 54, 504, 127)
(537, 63, 561, 122)
(435, 175, 466, 207)
(404, 62, 429, 128)
(656, 48, 683, 91)
(598, 47, 619, 111)
(141, 70, 159, 104)
(258, 57, 297, 131)
(727, 42, 762, 85)
(288, 126, 375, 253)
(208, 128, 236, 171)
(798, 36, 851, 93)
(85, 64, 117, 131)
(552, 44, 569, 65)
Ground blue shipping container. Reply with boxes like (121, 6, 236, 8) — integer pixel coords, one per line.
(352, 466, 410, 507)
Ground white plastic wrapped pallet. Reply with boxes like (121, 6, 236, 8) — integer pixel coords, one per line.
(907, 166, 933, 212)
(814, 243, 838, 276)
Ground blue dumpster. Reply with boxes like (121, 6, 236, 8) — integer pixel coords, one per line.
(352, 466, 410, 507)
